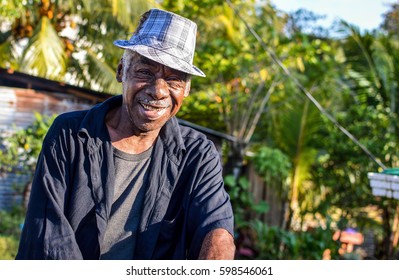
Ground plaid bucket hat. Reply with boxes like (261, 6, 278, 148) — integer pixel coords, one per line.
(113, 8, 205, 77)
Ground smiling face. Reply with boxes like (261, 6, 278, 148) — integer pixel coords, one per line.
(119, 51, 191, 134)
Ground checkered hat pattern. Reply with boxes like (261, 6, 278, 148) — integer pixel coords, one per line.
(114, 9, 205, 77)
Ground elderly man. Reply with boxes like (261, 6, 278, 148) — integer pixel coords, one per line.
(16, 8, 235, 260)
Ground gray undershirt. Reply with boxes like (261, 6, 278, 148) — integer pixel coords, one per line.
(100, 146, 153, 260)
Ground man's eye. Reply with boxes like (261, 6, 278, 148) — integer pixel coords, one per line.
(167, 76, 184, 83)
(137, 69, 152, 76)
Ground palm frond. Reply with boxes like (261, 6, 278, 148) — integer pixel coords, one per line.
(340, 20, 381, 89)
(85, 48, 121, 94)
(371, 38, 399, 112)
(65, 54, 91, 88)
(20, 16, 67, 80)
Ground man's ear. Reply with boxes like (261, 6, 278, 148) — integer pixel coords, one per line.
(184, 80, 191, 97)
(116, 59, 123, 82)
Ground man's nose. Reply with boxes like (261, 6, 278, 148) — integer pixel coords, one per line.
(149, 78, 169, 99)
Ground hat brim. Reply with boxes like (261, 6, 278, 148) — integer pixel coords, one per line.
(114, 40, 206, 77)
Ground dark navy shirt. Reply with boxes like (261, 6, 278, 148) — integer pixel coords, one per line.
(16, 95, 234, 260)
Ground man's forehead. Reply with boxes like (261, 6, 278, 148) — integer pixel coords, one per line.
(138, 55, 157, 66)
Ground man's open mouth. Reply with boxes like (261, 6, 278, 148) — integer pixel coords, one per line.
(139, 98, 171, 111)
(141, 103, 168, 111)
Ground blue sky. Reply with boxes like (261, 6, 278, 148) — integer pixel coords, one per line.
(270, 0, 397, 31)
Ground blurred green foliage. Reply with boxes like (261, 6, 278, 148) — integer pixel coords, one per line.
(0, 206, 25, 259)
(0, 112, 56, 174)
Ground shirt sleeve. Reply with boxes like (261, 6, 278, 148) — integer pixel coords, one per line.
(186, 142, 234, 259)
(16, 120, 83, 260)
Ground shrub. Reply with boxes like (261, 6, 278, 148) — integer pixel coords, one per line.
(0, 235, 18, 260)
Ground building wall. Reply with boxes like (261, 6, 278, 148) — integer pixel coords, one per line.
(0, 86, 95, 132)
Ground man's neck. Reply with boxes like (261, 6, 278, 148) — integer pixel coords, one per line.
(105, 106, 159, 154)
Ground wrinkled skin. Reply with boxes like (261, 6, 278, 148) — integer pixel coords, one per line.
(120, 54, 190, 134)
(105, 53, 191, 154)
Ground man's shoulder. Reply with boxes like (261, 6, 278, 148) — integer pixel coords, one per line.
(44, 110, 89, 143)
(52, 110, 88, 130)
(179, 124, 207, 139)
(178, 124, 219, 156)
(56, 109, 88, 122)
(179, 124, 210, 145)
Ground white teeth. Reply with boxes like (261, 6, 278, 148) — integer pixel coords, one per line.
(142, 104, 164, 111)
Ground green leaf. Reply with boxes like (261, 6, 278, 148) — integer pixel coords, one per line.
(224, 175, 236, 187)
(20, 16, 67, 80)
(251, 201, 270, 214)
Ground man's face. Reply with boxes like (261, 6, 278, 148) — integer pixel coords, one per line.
(121, 53, 190, 133)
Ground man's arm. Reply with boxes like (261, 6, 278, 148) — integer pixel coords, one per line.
(16, 118, 83, 259)
(198, 228, 236, 259)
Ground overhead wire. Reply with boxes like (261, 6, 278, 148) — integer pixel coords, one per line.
(225, 0, 387, 170)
